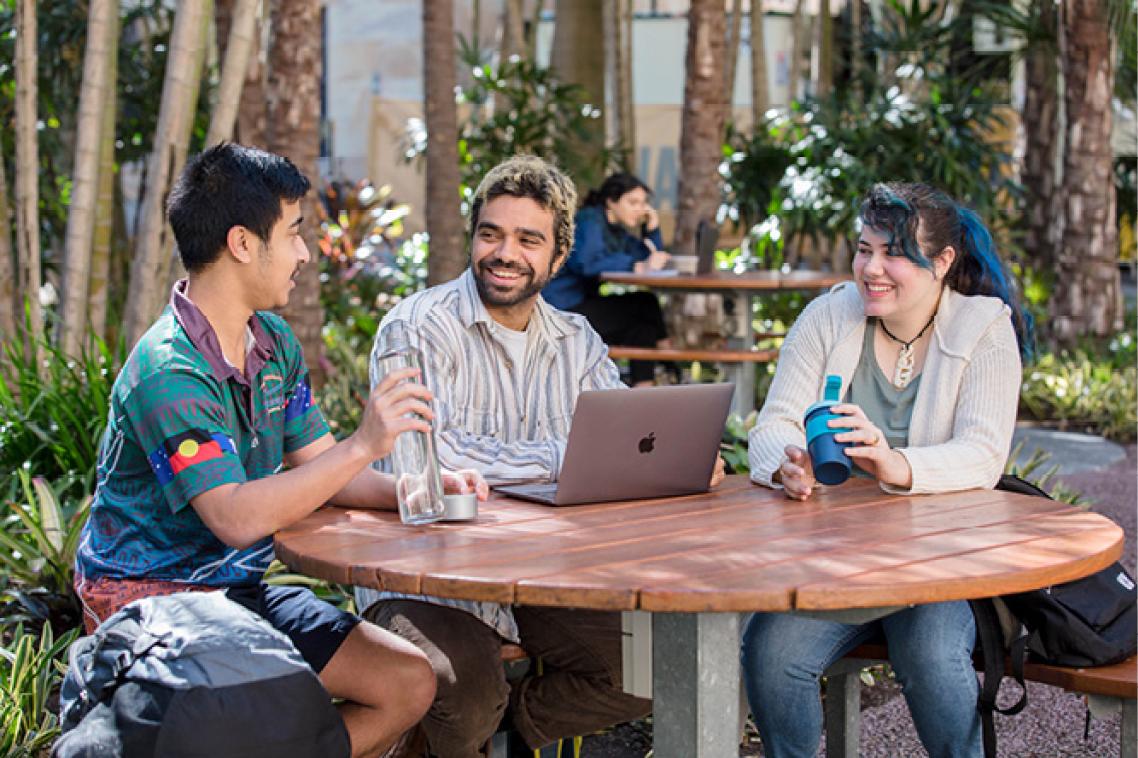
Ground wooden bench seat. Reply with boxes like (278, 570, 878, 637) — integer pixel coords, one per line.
(823, 642, 1137, 757)
(607, 345, 778, 363)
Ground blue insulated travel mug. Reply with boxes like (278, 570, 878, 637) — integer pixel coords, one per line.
(803, 375, 852, 486)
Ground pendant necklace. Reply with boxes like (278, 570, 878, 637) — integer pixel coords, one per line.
(879, 314, 935, 389)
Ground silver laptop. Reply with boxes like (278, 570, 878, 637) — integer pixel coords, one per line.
(494, 383, 733, 506)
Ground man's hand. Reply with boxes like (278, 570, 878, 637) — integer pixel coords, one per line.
(776, 444, 815, 501)
(350, 367, 434, 461)
(709, 455, 727, 488)
(441, 468, 490, 501)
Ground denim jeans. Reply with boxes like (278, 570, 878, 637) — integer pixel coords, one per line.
(741, 602, 981, 758)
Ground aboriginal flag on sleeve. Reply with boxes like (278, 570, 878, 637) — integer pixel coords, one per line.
(148, 430, 236, 486)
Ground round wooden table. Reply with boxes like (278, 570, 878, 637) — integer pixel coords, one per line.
(275, 476, 1123, 757)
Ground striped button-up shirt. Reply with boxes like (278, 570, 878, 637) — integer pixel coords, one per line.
(354, 269, 624, 640)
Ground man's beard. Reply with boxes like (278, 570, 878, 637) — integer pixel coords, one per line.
(473, 258, 553, 308)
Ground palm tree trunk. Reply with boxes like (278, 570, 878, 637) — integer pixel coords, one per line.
(15, 0, 43, 356)
(123, 0, 211, 348)
(603, 0, 635, 170)
(811, 0, 832, 97)
(527, 0, 546, 61)
(267, 0, 325, 384)
(501, 0, 526, 63)
(551, 0, 606, 184)
(0, 155, 16, 340)
(724, 0, 743, 107)
(237, 2, 269, 147)
(1021, 0, 1060, 270)
(207, 0, 258, 146)
(423, 0, 465, 286)
(60, 0, 119, 357)
(750, 0, 768, 124)
(674, 0, 727, 252)
(616, 0, 635, 170)
(788, 0, 805, 103)
(1051, 0, 1121, 342)
(89, 15, 122, 343)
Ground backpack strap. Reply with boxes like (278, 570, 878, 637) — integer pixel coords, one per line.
(970, 598, 1029, 758)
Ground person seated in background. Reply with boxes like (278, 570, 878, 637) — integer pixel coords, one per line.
(72, 143, 487, 758)
(542, 172, 674, 386)
(742, 182, 1033, 758)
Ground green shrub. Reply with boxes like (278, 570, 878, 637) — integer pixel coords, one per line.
(0, 623, 77, 758)
(1020, 351, 1137, 442)
(0, 471, 88, 634)
(405, 37, 615, 204)
(0, 332, 121, 501)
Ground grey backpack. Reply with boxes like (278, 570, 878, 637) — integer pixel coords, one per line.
(54, 591, 349, 758)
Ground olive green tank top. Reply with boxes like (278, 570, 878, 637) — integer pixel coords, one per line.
(846, 319, 922, 450)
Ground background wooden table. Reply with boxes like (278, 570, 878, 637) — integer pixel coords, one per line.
(599, 270, 849, 416)
(276, 477, 1123, 757)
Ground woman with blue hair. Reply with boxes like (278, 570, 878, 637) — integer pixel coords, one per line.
(743, 183, 1032, 758)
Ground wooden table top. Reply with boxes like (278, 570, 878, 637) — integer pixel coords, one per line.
(599, 269, 849, 292)
(274, 476, 1123, 614)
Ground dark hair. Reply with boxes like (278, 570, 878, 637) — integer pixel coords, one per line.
(582, 172, 651, 208)
(167, 143, 311, 273)
(468, 155, 578, 262)
(858, 182, 1033, 357)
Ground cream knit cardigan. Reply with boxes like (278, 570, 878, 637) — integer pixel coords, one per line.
(748, 281, 1022, 495)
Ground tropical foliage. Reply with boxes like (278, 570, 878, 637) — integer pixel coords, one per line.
(405, 37, 615, 207)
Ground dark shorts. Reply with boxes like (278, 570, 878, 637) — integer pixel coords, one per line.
(226, 582, 361, 673)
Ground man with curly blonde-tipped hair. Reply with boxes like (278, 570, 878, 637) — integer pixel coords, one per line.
(356, 156, 654, 756)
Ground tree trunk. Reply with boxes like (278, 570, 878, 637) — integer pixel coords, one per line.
(788, 0, 805, 104)
(267, 0, 325, 383)
(15, 0, 43, 353)
(750, 0, 768, 125)
(1051, 0, 1121, 343)
(89, 13, 122, 343)
(501, 0, 526, 63)
(0, 153, 15, 340)
(423, 0, 465, 286)
(527, 0, 546, 61)
(724, 0, 743, 107)
(237, 2, 269, 147)
(123, 0, 211, 348)
(674, 0, 727, 252)
(207, 0, 258, 145)
(1021, 0, 1060, 271)
(850, 0, 861, 84)
(551, 0, 606, 178)
(60, 0, 119, 357)
(616, 0, 635, 170)
(603, 0, 635, 170)
(811, 0, 832, 97)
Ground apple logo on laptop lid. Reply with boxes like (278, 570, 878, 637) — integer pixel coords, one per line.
(638, 432, 656, 454)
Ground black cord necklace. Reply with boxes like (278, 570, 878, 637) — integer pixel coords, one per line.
(878, 313, 935, 388)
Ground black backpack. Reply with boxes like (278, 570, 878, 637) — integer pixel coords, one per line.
(53, 591, 350, 758)
(970, 475, 1137, 758)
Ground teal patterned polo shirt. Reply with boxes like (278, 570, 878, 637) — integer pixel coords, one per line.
(75, 282, 329, 586)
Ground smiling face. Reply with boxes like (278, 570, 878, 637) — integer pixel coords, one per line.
(471, 195, 563, 329)
(252, 199, 309, 310)
(605, 186, 650, 229)
(854, 224, 953, 326)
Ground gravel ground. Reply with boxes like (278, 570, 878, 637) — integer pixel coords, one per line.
(581, 444, 1138, 757)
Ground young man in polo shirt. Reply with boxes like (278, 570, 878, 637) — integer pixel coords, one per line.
(74, 143, 486, 758)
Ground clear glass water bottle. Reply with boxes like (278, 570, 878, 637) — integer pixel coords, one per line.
(373, 320, 446, 525)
